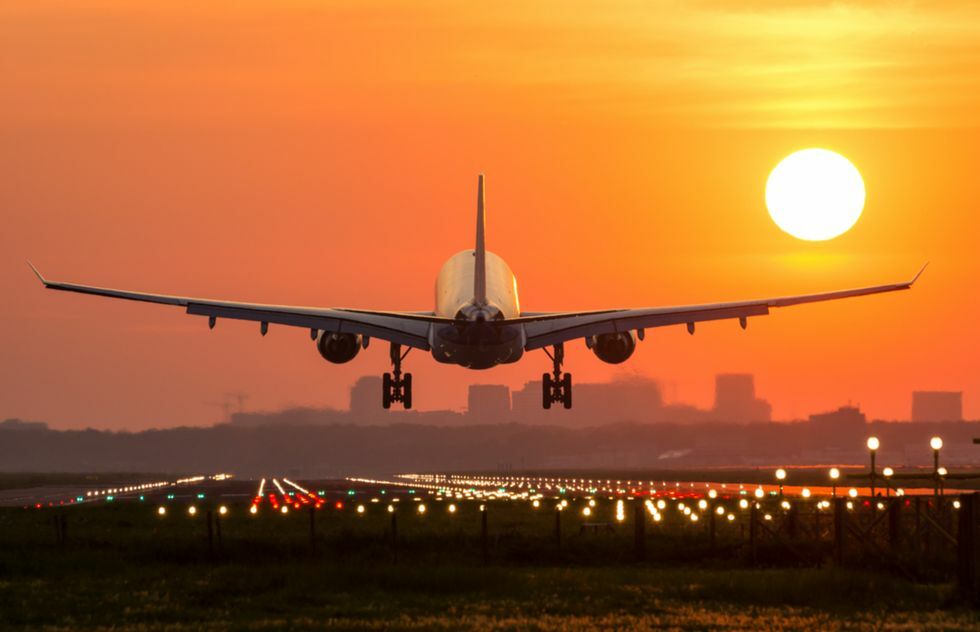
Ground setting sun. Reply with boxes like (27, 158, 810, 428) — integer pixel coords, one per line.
(765, 149, 866, 242)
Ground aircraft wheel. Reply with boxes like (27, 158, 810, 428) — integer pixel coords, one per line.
(542, 373, 552, 409)
(562, 373, 573, 409)
(403, 373, 413, 409)
(382, 373, 392, 409)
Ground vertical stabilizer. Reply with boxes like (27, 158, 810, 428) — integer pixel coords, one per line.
(474, 174, 488, 306)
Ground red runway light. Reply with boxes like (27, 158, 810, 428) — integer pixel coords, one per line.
(335, 501, 343, 510)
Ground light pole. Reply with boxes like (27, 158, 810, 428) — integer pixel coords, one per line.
(930, 436, 943, 498)
(882, 467, 893, 497)
(775, 468, 786, 498)
(829, 467, 840, 498)
(866, 437, 880, 498)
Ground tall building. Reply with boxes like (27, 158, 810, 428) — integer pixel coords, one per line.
(511, 380, 543, 420)
(349, 376, 383, 418)
(712, 374, 771, 423)
(467, 384, 511, 421)
(911, 391, 963, 422)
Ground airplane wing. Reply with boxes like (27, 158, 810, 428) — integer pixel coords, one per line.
(27, 263, 447, 350)
(520, 265, 927, 350)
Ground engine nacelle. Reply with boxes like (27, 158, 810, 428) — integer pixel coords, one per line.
(316, 331, 362, 364)
(589, 331, 636, 364)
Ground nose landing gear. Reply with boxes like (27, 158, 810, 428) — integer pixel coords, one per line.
(542, 343, 572, 409)
(382, 343, 412, 409)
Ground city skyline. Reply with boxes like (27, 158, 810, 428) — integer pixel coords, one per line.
(7, 369, 971, 431)
(232, 373, 966, 427)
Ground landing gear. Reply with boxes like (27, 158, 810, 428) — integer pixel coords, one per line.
(382, 343, 412, 409)
(542, 343, 572, 409)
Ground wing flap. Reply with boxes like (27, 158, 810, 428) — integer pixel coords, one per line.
(522, 265, 925, 350)
(185, 303, 431, 348)
(524, 304, 770, 350)
(30, 263, 432, 350)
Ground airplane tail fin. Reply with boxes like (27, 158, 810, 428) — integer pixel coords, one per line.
(474, 174, 487, 306)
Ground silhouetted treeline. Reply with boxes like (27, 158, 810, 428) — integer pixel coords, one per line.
(1, 417, 977, 477)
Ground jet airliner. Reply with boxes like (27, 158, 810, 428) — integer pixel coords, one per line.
(30, 175, 924, 409)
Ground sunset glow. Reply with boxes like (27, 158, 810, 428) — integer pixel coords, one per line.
(2, 1, 979, 427)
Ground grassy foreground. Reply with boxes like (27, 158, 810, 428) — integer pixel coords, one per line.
(0, 502, 976, 630)
(1, 559, 975, 630)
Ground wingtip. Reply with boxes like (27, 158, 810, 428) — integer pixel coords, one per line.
(26, 261, 47, 285)
(910, 262, 929, 285)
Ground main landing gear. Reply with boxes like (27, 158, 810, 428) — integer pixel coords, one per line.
(382, 343, 412, 409)
(542, 343, 572, 409)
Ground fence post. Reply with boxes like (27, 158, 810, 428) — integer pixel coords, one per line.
(309, 506, 316, 554)
(555, 507, 562, 548)
(391, 511, 398, 564)
(957, 493, 978, 603)
(814, 504, 821, 543)
(634, 504, 646, 562)
(748, 504, 758, 567)
(924, 498, 933, 556)
(787, 504, 798, 540)
(833, 498, 846, 567)
(481, 506, 489, 565)
(206, 510, 214, 557)
(914, 497, 922, 556)
(708, 504, 716, 552)
(60, 512, 68, 546)
(888, 499, 901, 553)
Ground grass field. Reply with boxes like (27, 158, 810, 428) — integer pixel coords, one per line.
(0, 498, 977, 630)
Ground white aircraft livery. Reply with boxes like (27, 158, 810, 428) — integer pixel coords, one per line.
(30, 175, 925, 410)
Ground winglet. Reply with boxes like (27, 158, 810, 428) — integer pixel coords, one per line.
(909, 262, 929, 286)
(473, 174, 488, 306)
(27, 261, 49, 286)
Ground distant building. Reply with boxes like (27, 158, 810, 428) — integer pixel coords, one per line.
(467, 384, 511, 421)
(712, 374, 771, 423)
(573, 377, 663, 422)
(0, 418, 48, 431)
(808, 405, 866, 431)
(350, 376, 383, 418)
(911, 391, 963, 422)
(511, 380, 543, 420)
(807, 405, 866, 450)
(511, 376, 663, 424)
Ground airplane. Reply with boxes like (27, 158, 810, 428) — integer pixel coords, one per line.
(29, 175, 926, 410)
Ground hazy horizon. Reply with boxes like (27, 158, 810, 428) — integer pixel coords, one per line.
(3, 2, 978, 430)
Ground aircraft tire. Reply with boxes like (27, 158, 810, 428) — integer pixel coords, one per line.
(542, 373, 552, 409)
(382, 373, 392, 409)
(403, 373, 413, 409)
(562, 373, 572, 409)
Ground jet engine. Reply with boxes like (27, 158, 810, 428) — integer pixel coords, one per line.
(589, 331, 636, 364)
(316, 331, 362, 364)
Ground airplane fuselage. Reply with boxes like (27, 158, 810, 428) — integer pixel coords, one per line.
(430, 249, 525, 369)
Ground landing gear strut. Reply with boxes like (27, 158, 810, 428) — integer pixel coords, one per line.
(382, 343, 412, 409)
(542, 343, 572, 409)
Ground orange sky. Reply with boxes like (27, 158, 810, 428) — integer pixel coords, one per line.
(2, 1, 979, 429)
